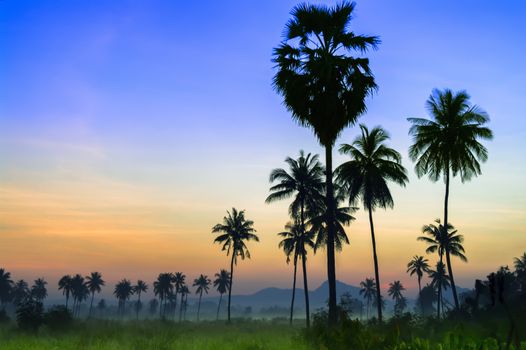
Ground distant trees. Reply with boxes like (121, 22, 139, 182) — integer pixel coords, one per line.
(407, 255, 430, 314)
(213, 208, 258, 322)
(387, 281, 406, 315)
(113, 279, 133, 316)
(359, 278, 376, 319)
(86, 272, 105, 318)
(193, 274, 211, 321)
(0, 269, 13, 308)
(173, 272, 185, 319)
(429, 262, 451, 318)
(13, 280, 29, 305)
(133, 280, 148, 320)
(58, 275, 73, 309)
(213, 269, 230, 320)
(30, 278, 47, 302)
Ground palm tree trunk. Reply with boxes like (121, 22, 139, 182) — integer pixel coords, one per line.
(443, 168, 460, 310)
(228, 252, 235, 323)
(368, 207, 383, 322)
(197, 291, 202, 321)
(216, 293, 223, 320)
(418, 276, 423, 315)
(301, 250, 310, 328)
(159, 296, 163, 318)
(136, 292, 141, 320)
(88, 292, 94, 318)
(173, 291, 178, 320)
(179, 296, 184, 321)
(324, 145, 338, 326)
(289, 254, 298, 325)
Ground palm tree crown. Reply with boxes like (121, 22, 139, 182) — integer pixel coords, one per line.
(30, 278, 47, 302)
(407, 255, 431, 281)
(0, 268, 14, 306)
(387, 280, 405, 301)
(193, 275, 211, 295)
(278, 222, 316, 263)
(213, 208, 259, 263)
(213, 270, 230, 295)
(418, 219, 467, 263)
(86, 272, 105, 294)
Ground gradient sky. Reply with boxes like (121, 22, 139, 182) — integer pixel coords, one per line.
(1, 1, 525, 299)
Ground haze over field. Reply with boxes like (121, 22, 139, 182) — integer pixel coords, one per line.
(1, 0, 525, 297)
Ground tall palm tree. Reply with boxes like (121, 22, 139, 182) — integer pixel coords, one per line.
(359, 278, 376, 319)
(429, 261, 451, 318)
(213, 269, 230, 320)
(407, 255, 430, 313)
(0, 269, 14, 308)
(408, 88, 493, 309)
(266, 150, 324, 327)
(86, 272, 105, 318)
(514, 252, 526, 273)
(278, 221, 315, 325)
(273, 1, 378, 324)
(387, 280, 406, 315)
(12, 280, 29, 305)
(418, 219, 467, 315)
(336, 125, 408, 321)
(114, 279, 134, 316)
(153, 273, 173, 318)
(173, 272, 185, 320)
(30, 278, 47, 302)
(212, 208, 258, 322)
(193, 274, 211, 321)
(133, 280, 148, 320)
(58, 275, 73, 309)
(71, 274, 88, 317)
(180, 285, 190, 321)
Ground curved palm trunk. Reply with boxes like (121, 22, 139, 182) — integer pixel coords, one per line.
(301, 251, 310, 328)
(368, 207, 383, 322)
(325, 145, 338, 326)
(417, 276, 423, 315)
(216, 293, 223, 320)
(443, 168, 460, 310)
(88, 291, 95, 318)
(289, 254, 298, 325)
(159, 296, 163, 318)
(228, 252, 235, 323)
(197, 290, 203, 321)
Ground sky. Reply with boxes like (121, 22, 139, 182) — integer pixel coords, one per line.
(1, 1, 525, 299)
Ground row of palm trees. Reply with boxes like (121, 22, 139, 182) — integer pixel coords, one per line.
(271, 0, 493, 325)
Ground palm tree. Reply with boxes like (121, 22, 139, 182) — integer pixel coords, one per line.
(266, 150, 324, 327)
(213, 269, 230, 320)
(387, 281, 406, 315)
(133, 280, 148, 320)
(407, 255, 430, 313)
(514, 253, 526, 272)
(85, 272, 105, 318)
(180, 285, 190, 321)
(212, 208, 258, 322)
(30, 278, 47, 302)
(336, 125, 408, 322)
(114, 279, 134, 316)
(408, 88, 493, 309)
(58, 275, 73, 309)
(153, 273, 173, 318)
(193, 274, 211, 321)
(429, 261, 451, 318)
(278, 222, 315, 326)
(0, 268, 14, 308)
(359, 278, 376, 319)
(12, 280, 29, 305)
(418, 219, 467, 315)
(173, 272, 185, 320)
(71, 274, 88, 317)
(273, 1, 378, 324)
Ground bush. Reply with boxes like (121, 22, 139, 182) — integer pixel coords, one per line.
(16, 299, 44, 332)
(44, 305, 73, 331)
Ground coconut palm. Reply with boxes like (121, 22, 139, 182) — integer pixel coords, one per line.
(387, 280, 406, 315)
(58, 275, 73, 309)
(408, 88, 493, 309)
(273, 1, 378, 324)
(193, 274, 211, 321)
(133, 280, 148, 320)
(213, 269, 230, 320)
(0, 268, 14, 308)
(407, 255, 430, 313)
(12, 280, 29, 305)
(114, 279, 134, 316)
(514, 253, 526, 273)
(173, 272, 185, 320)
(278, 221, 315, 326)
(359, 278, 376, 319)
(30, 278, 47, 302)
(179, 285, 190, 321)
(336, 125, 408, 321)
(429, 261, 451, 318)
(71, 274, 89, 317)
(153, 273, 173, 318)
(212, 208, 258, 322)
(86, 272, 105, 318)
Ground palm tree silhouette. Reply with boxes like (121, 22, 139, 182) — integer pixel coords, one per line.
(30, 278, 47, 302)
(86, 272, 105, 318)
(359, 278, 376, 319)
(429, 261, 451, 318)
(213, 269, 230, 320)
(13, 279, 29, 305)
(336, 125, 408, 321)
(179, 285, 190, 321)
(407, 255, 430, 314)
(514, 253, 526, 272)
(153, 273, 173, 319)
(0, 268, 14, 309)
(408, 89, 493, 309)
(278, 222, 315, 325)
(273, 1, 378, 324)
(266, 150, 324, 327)
(71, 274, 88, 317)
(133, 280, 148, 320)
(387, 280, 406, 315)
(114, 279, 134, 317)
(173, 272, 185, 320)
(193, 274, 211, 321)
(58, 275, 73, 309)
(418, 219, 467, 316)
(212, 208, 258, 322)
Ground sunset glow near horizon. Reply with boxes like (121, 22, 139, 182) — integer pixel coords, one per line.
(1, 1, 525, 299)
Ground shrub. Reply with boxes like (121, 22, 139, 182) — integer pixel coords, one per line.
(16, 299, 44, 332)
(44, 305, 73, 331)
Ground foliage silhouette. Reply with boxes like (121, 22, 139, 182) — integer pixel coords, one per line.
(406, 255, 430, 314)
(193, 274, 211, 321)
(86, 272, 104, 318)
(133, 280, 148, 320)
(213, 269, 230, 320)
